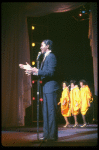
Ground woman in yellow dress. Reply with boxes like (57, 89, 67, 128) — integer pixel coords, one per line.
(79, 80, 93, 127)
(58, 81, 71, 127)
(70, 80, 81, 127)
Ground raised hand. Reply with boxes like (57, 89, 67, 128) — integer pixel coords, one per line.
(25, 70, 33, 76)
(19, 64, 24, 69)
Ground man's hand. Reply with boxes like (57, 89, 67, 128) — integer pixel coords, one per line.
(32, 67, 38, 74)
(25, 67, 38, 76)
(25, 70, 33, 76)
(19, 62, 32, 70)
(19, 64, 24, 69)
(19, 62, 38, 76)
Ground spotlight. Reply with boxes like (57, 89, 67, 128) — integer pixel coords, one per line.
(32, 97, 35, 100)
(32, 26, 35, 30)
(32, 43, 35, 47)
(72, 3, 90, 21)
(32, 80, 37, 84)
(32, 61, 35, 66)
(79, 13, 82, 17)
(82, 10, 86, 14)
(32, 80, 35, 84)
(40, 98, 43, 102)
(39, 80, 42, 84)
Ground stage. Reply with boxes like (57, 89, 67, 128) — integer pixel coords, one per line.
(2, 124, 97, 147)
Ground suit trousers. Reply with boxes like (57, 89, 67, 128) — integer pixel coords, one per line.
(43, 91, 58, 140)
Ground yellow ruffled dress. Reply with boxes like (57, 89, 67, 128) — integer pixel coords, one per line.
(80, 85, 93, 115)
(60, 87, 71, 117)
(70, 85, 81, 115)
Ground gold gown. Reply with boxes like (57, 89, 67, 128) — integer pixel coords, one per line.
(70, 85, 81, 115)
(60, 87, 71, 117)
(80, 85, 93, 115)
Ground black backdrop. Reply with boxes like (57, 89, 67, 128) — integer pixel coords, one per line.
(27, 10, 94, 88)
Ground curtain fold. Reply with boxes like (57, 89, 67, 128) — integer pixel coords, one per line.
(88, 2, 97, 96)
(19, 2, 85, 17)
(2, 3, 31, 127)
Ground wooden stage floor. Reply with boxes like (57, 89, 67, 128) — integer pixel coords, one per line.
(2, 124, 98, 147)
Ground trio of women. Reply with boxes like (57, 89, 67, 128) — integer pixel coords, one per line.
(58, 80, 93, 127)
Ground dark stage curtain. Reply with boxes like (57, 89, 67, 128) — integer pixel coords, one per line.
(2, 2, 97, 127)
(88, 2, 97, 96)
(2, 3, 32, 127)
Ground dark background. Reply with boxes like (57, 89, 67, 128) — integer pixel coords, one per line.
(25, 7, 95, 126)
(27, 9, 94, 88)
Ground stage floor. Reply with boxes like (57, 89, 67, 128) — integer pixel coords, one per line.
(2, 124, 98, 147)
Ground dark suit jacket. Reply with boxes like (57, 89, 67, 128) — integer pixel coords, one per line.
(38, 52, 59, 93)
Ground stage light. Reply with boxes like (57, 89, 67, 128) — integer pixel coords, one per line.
(39, 80, 42, 84)
(82, 10, 86, 14)
(32, 43, 35, 47)
(79, 13, 82, 17)
(79, 11, 82, 17)
(32, 61, 35, 66)
(32, 80, 35, 84)
(40, 98, 43, 102)
(32, 97, 35, 100)
(72, 4, 90, 21)
(32, 26, 35, 30)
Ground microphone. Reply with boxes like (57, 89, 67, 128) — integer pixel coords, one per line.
(36, 51, 41, 60)
(68, 85, 70, 87)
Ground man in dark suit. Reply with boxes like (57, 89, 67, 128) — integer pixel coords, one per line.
(32, 39, 59, 141)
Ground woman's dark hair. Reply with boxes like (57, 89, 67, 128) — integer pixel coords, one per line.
(70, 80, 76, 85)
(79, 79, 87, 85)
(43, 39, 53, 50)
(62, 81, 68, 87)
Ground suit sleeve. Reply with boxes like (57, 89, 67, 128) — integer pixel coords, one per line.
(38, 54, 57, 77)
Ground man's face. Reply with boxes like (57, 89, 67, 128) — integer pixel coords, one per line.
(40, 42, 49, 54)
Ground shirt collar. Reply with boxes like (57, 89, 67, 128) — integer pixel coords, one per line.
(44, 50, 52, 58)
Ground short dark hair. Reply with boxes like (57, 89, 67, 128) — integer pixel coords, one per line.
(43, 39, 53, 50)
(62, 81, 68, 86)
(79, 79, 87, 85)
(70, 80, 76, 85)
